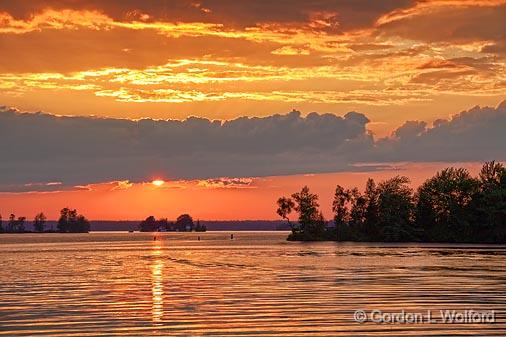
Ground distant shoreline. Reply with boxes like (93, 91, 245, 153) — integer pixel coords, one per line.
(0, 229, 292, 234)
(1, 220, 291, 232)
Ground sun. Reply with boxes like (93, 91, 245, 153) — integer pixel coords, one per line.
(152, 179, 165, 187)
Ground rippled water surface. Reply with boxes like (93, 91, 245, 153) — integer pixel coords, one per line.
(1, 232, 505, 336)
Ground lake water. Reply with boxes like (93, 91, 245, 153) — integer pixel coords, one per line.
(1, 232, 505, 336)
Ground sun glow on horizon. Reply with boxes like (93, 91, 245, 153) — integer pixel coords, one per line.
(152, 179, 165, 187)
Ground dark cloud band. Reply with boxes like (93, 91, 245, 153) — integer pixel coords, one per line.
(0, 101, 504, 192)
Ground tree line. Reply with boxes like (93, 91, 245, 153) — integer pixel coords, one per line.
(277, 161, 506, 243)
(0, 208, 90, 233)
(139, 213, 206, 232)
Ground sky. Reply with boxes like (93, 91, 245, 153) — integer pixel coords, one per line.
(0, 0, 505, 220)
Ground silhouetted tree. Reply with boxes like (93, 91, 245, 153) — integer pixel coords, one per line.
(7, 214, 15, 232)
(332, 185, 350, 232)
(139, 216, 158, 232)
(290, 186, 326, 239)
(176, 214, 194, 231)
(17, 216, 26, 232)
(33, 212, 47, 232)
(276, 196, 296, 230)
(307, 211, 326, 238)
(348, 187, 368, 233)
(57, 208, 76, 232)
(57, 208, 90, 233)
(157, 218, 169, 231)
(332, 185, 350, 240)
(292, 186, 319, 227)
(74, 215, 90, 233)
(375, 176, 417, 241)
(281, 161, 505, 243)
(332, 177, 416, 242)
(471, 161, 506, 242)
(415, 168, 479, 242)
(6, 214, 26, 232)
(363, 178, 380, 240)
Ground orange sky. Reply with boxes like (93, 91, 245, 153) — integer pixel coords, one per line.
(0, 1, 505, 220)
(0, 1, 504, 135)
(0, 163, 484, 220)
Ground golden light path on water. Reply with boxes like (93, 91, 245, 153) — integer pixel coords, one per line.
(151, 239, 164, 324)
(0, 232, 505, 336)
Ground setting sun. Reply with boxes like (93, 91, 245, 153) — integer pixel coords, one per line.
(152, 180, 165, 187)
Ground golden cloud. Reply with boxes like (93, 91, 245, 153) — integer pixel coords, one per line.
(0, 3, 504, 115)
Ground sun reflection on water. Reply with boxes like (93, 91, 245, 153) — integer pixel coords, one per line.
(1, 233, 506, 335)
(151, 240, 164, 323)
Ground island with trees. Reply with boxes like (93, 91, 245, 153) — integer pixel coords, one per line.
(139, 213, 206, 232)
(277, 161, 506, 243)
(0, 208, 90, 233)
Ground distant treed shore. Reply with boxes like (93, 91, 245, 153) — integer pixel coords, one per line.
(277, 161, 506, 243)
(0, 219, 289, 232)
(138, 214, 206, 232)
(0, 215, 289, 233)
(0, 211, 206, 233)
(0, 211, 283, 233)
(0, 208, 90, 233)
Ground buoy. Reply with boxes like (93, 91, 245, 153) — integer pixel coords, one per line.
(230, 234, 234, 240)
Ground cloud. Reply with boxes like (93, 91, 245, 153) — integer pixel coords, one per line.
(0, 107, 373, 191)
(375, 101, 506, 162)
(0, 3, 504, 112)
(481, 40, 506, 56)
(271, 45, 311, 56)
(0, 1, 411, 31)
(0, 101, 505, 192)
(197, 177, 255, 189)
(375, 1, 506, 45)
(392, 120, 427, 139)
(1, 57, 500, 109)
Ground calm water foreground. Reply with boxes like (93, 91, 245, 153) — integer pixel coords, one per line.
(1, 232, 505, 336)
